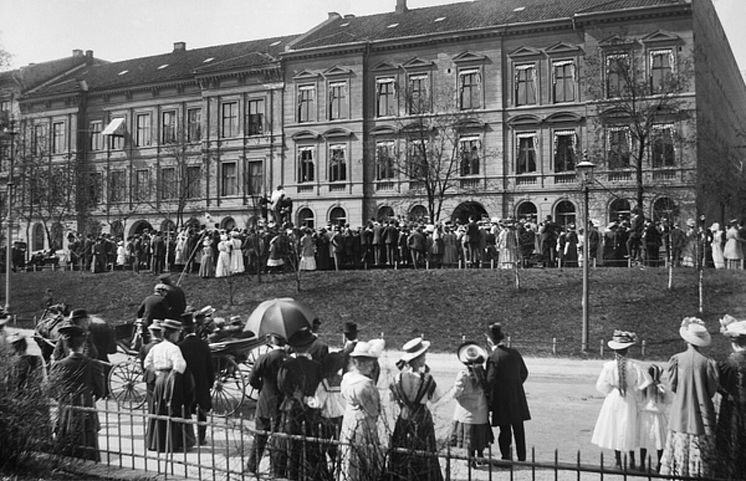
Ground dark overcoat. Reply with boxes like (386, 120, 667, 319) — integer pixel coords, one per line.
(249, 347, 286, 420)
(179, 334, 214, 410)
(486, 345, 531, 426)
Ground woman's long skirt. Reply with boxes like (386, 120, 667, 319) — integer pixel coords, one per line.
(388, 406, 443, 481)
(146, 371, 194, 453)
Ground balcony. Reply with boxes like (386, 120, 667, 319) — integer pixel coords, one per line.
(460, 178, 481, 190)
(553, 173, 576, 184)
(329, 183, 346, 192)
(375, 181, 395, 191)
(409, 181, 424, 191)
(608, 170, 633, 182)
(296, 184, 314, 194)
(516, 175, 537, 186)
(652, 169, 676, 181)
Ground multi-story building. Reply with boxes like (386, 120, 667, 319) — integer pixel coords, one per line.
(2, 0, 745, 251)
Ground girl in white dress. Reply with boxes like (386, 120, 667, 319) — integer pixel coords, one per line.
(637, 364, 671, 472)
(215, 234, 232, 278)
(229, 231, 245, 274)
(591, 330, 647, 470)
(723, 220, 743, 269)
(174, 230, 187, 266)
(710, 223, 725, 269)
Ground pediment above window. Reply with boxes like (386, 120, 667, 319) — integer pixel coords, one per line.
(641, 30, 683, 45)
(507, 114, 542, 126)
(456, 118, 487, 132)
(291, 129, 321, 141)
(544, 42, 581, 56)
(372, 61, 397, 72)
(370, 125, 397, 136)
(322, 65, 354, 77)
(401, 121, 435, 134)
(293, 70, 319, 80)
(544, 112, 584, 124)
(452, 51, 488, 64)
(598, 35, 638, 49)
(508, 46, 543, 59)
(402, 57, 434, 69)
(322, 127, 353, 139)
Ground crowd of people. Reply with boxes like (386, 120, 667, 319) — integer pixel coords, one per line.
(590, 318, 746, 479)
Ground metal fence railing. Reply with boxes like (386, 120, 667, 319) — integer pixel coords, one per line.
(49, 402, 728, 481)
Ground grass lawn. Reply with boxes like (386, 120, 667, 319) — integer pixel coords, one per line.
(6, 266, 744, 360)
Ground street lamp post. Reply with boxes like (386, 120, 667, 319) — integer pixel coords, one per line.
(1, 118, 17, 315)
(577, 153, 596, 353)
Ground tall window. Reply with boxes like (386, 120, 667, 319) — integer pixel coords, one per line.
(221, 162, 237, 196)
(376, 141, 395, 180)
(89, 121, 103, 151)
(135, 113, 151, 146)
(459, 69, 481, 110)
(408, 141, 428, 178)
(33, 124, 46, 156)
(651, 125, 675, 168)
(134, 169, 150, 200)
(88, 172, 103, 205)
(553, 131, 576, 172)
(516, 133, 537, 174)
(186, 166, 201, 199)
(606, 53, 630, 98)
(555, 200, 576, 227)
(298, 147, 315, 183)
(160, 167, 176, 200)
(515, 64, 536, 106)
(329, 207, 346, 226)
(52, 122, 65, 154)
(247, 99, 265, 136)
(328, 81, 348, 120)
(221, 102, 239, 138)
(110, 171, 126, 202)
(376, 78, 395, 117)
(108, 117, 125, 150)
(408, 74, 429, 114)
(607, 128, 631, 169)
(0, 100, 9, 114)
(161, 110, 176, 144)
(187, 108, 202, 142)
(650, 49, 674, 92)
(297, 85, 316, 123)
(460, 137, 480, 176)
(552, 60, 575, 103)
(247, 160, 263, 195)
(329, 144, 347, 182)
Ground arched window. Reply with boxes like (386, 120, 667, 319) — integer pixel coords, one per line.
(297, 208, 315, 229)
(32, 223, 45, 252)
(409, 205, 428, 222)
(185, 217, 200, 230)
(329, 207, 346, 226)
(377, 206, 395, 222)
(609, 198, 632, 223)
(161, 219, 176, 233)
(653, 197, 679, 222)
(554, 200, 576, 227)
(220, 216, 236, 231)
(516, 201, 538, 223)
(110, 220, 124, 239)
(50, 222, 64, 250)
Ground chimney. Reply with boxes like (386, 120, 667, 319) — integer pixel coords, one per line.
(328, 11, 341, 19)
(173, 41, 186, 53)
(85, 50, 93, 58)
(344, 14, 355, 19)
(395, 0, 408, 14)
(72, 49, 83, 57)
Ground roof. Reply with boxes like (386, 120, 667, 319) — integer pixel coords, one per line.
(289, 0, 688, 50)
(30, 34, 298, 97)
(0, 55, 103, 94)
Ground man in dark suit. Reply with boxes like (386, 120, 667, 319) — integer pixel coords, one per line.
(151, 232, 165, 275)
(136, 285, 170, 341)
(371, 220, 383, 266)
(158, 274, 187, 318)
(246, 333, 287, 475)
(179, 314, 214, 445)
(539, 216, 558, 268)
(485, 322, 531, 462)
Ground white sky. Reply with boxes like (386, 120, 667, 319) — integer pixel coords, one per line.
(1, 0, 744, 77)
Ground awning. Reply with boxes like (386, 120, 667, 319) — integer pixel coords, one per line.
(102, 117, 126, 136)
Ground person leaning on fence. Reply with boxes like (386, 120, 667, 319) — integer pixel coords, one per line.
(246, 332, 287, 475)
(450, 341, 493, 468)
(143, 318, 194, 453)
(590, 330, 647, 470)
(48, 322, 105, 461)
(388, 337, 444, 481)
(178, 312, 214, 446)
(485, 322, 531, 462)
(275, 328, 328, 481)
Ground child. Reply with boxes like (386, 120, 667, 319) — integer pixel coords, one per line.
(637, 364, 671, 473)
(450, 341, 493, 467)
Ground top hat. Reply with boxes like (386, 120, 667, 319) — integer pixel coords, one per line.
(457, 341, 488, 365)
(343, 322, 358, 335)
(400, 337, 431, 363)
(288, 328, 316, 348)
(607, 330, 637, 350)
(488, 322, 505, 342)
(69, 308, 89, 323)
(679, 317, 711, 347)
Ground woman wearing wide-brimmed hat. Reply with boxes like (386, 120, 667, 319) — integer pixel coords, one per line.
(449, 342, 493, 467)
(338, 339, 385, 481)
(659, 317, 718, 477)
(714, 315, 746, 480)
(388, 337, 443, 481)
(591, 330, 647, 470)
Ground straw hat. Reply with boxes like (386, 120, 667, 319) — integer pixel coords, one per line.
(457, 341, 488, 365)
(160, 319, 183, 331)
(147, 320, 164, 332)
(720, 314, 746, 339)
(607, 330, 638, 350)
(679, 317, 711, 347)
(349, 339, 385, 359)
(400, 337, 431, 363)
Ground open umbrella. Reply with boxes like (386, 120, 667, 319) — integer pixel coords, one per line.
(244, 298, 316, 340)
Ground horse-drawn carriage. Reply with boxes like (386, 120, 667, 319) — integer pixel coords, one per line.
(34, 306, 270, 416)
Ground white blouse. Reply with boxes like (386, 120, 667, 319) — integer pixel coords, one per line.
(143, 339, 186, 374)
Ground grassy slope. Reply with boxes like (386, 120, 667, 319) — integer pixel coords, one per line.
(9, 267, 745, 360)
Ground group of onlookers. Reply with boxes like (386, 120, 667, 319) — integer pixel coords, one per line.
(591, 317, 746, 478)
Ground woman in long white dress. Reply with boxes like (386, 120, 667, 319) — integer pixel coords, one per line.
(338, 341, 384, 481)
(174, 231, 187, 266)
(298, 229, 317, 271)
(497, 223, 518, 269)
(229, 231, 245, 274)
(710, 223, 725, 269)
(723, 220, 743, 269)
(215, 234, 232, 278)
(591, 330, 647, 470)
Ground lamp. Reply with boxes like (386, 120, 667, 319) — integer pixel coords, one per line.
(577, 152, 596, 352)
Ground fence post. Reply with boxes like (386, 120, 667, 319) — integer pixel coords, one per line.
(641, 340, 646, 358)
(552, 337, 557, 356)
(599, 339, 604, 357)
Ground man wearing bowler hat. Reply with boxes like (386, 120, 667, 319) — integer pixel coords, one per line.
(51, 309, 99, 363)
(485, 322, 531, 462)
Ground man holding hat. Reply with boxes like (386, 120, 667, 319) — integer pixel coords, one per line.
(485, 322, 530, 462)
(179, 312, 214, 445)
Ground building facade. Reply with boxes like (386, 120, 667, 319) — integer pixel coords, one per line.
(1, 0, 745, 252)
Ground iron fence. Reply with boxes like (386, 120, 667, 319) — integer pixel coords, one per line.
(53, 402, 727, 481)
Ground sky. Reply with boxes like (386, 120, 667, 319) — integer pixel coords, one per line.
(1, 0, 744, 77)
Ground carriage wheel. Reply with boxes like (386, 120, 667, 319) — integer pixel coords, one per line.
(240, 343, 270, 401)
(211, 357, 246, 416)
(108, 359, 147, 410)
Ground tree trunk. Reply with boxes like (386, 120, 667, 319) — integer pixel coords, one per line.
(636, 142, 645, 213)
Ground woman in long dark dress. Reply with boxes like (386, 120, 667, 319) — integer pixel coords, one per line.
(388, 337, 444, 481)
(715, 315, 746, 480)
(48, 325, 105, 461)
